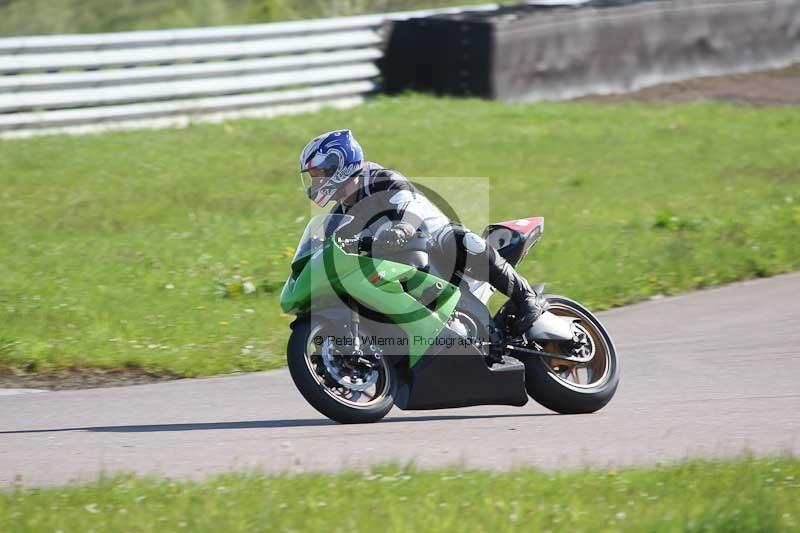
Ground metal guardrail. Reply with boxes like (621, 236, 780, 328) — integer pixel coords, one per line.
(0, 4, 505, 137)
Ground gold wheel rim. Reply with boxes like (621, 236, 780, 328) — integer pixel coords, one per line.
(540, 302, 611, 389)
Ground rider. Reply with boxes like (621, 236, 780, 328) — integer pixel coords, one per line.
(299, 129, 548, 335)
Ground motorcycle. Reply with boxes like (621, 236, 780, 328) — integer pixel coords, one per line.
(281, 213, 619, 424)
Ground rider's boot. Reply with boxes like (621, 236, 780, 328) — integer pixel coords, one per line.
(486, 247, 548, 336)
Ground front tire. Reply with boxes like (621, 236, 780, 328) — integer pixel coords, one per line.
(522, 295, 620, 414)
(287, 318, 396, 424)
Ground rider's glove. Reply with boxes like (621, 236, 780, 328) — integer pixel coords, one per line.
(377, 223, 415, 250)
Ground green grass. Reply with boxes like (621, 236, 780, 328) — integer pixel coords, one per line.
(1, 457, 798, 531)
(1, 95, 799, 376)
(0, 0, 505, 36)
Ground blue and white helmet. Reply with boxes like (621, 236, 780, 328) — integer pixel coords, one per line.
(299, 129, 364, 207)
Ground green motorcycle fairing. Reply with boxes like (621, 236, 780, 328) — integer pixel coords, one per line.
(281, 238, 460, 367)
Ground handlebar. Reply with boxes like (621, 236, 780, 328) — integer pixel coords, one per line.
(338, 232, 430, 255)
(336, 236, 370, 254)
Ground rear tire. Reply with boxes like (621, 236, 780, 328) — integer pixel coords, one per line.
(287, 318, 396, 424)
(522, 295, 620, 414)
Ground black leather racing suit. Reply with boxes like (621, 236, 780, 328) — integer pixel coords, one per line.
(330, 163, 545, 333)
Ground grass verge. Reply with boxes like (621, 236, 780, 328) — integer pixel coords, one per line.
(0, 0, 505, 36)
(1, 457, 798, 531)
(1, 95, 799, 376)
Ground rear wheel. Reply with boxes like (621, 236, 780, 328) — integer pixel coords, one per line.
(287, 318, 396, 424)
(522, 295, 620, 414)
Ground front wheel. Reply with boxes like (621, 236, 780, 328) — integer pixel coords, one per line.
(287, 318, 396, 424)
(523, 295, 620, 414)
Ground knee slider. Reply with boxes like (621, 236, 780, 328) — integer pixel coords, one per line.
(462, 232, 487, 255)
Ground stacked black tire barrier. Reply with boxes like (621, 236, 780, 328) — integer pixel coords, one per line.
(381, 0, 800, 101)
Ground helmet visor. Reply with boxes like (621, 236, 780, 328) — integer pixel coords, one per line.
(300, 152, 342, 206)
(300, 168, 331, 195)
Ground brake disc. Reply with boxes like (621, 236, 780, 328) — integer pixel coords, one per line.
(320, 339, 379, 392)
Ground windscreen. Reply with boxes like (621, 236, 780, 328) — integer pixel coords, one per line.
(291, 214, 354, 264)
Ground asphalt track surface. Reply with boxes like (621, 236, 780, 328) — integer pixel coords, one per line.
(2, 273, 799, 487)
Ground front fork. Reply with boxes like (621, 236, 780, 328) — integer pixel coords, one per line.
(349, 303, 363, 356)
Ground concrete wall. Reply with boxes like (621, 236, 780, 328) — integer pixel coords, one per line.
(492, 0, 800, 101)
